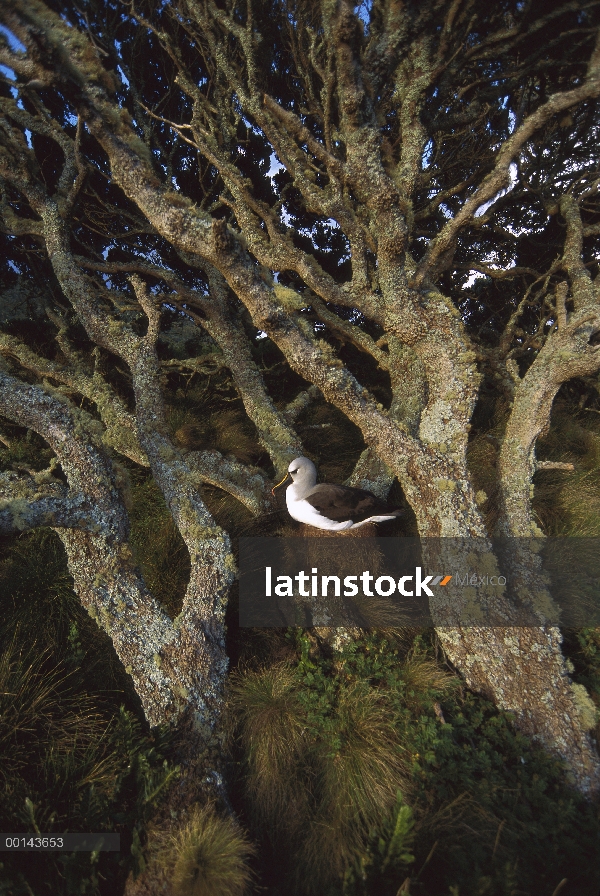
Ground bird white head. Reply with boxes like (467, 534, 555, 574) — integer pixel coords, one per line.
(286, 457, 317, 499)
(272, 456, 317, 496)
(288, 456, 316, 481)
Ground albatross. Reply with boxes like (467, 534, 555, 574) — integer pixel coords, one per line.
(272, 457, 403, 531)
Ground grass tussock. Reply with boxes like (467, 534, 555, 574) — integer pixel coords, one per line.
(164, 803, 255, 896)
(172, 403, 264, 467)
(0, 426, 54, 475)
(399, 650, 456, 704)
(0, 640, 106, 785)
(0, 634, 178, 894)
(0, 529, 79, 649)
(298, 683, 410, 884)
(466, 429, 501, 531)
(227, 665, 310, 835)
(534, 467, 600, 536)
(227, 642, 417, 892)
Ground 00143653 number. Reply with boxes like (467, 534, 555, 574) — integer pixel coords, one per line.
(0, 833, 119, 851)
(4, 837, 63, 849)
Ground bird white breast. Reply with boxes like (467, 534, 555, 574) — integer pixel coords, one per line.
(285, 491, 353, 530)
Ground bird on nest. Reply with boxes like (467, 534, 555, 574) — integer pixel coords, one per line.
(272, 457, 403, 531)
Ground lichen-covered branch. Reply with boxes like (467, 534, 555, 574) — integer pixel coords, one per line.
(202, 266, 304, 473)
(499, 195, 600, 538)
(0, 371, 181, 723)
(0, 469, 96, 534)
(184, 449, 269, 515)
(0, 335, 235, 819)
(499, 297, 600, 537)
(414, 32, 600, 284)
(0, 330, 148, 466)
(283, 385, 321, 424)
(79, 254, 305, 474)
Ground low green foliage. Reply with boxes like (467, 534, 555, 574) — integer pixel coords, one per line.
(228, 633, 442, 893)
(568, 627, 600, 746)
(229, 632, 600, 896)
(342, 791, 415, 896)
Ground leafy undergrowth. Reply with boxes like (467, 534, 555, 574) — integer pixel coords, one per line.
(227, 631, 600, 896)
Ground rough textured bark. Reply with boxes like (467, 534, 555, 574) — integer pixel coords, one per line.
(1, 6, 600, 889)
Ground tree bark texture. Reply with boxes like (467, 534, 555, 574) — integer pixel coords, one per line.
(1, 2, 600, 869)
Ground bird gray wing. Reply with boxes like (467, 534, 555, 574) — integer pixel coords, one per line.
(305, 483, 402, 523)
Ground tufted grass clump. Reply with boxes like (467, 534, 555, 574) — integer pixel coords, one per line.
(0, 640, 103, 785)
(166, 803, 255, 896)
(0, 428, 54, 475)
(0, 528, 80, 652)
(534, 466, 600, 536)
(227, 665, 310, 836)
(399, 650, 456, 704)
(228, 637, 417, 892)
(0, 635, 178, 896)
(169, 394, 264, 468)
(296, 681, 411, 887)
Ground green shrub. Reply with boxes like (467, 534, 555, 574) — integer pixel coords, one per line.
(342, 791, 415, 896)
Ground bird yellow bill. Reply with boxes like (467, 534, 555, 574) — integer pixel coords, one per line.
(271, 472, 291, 495)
